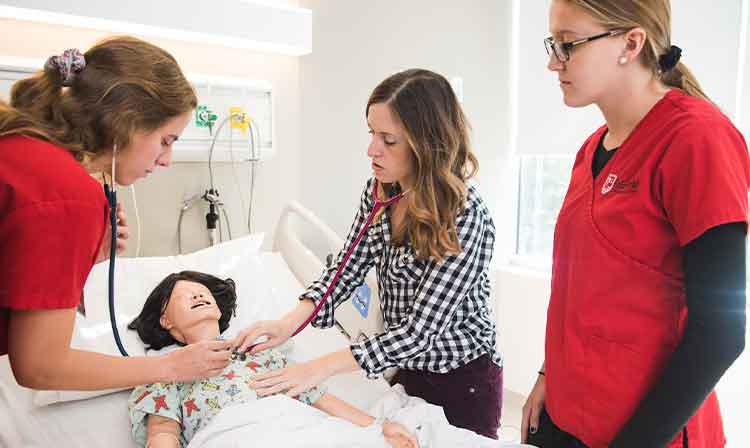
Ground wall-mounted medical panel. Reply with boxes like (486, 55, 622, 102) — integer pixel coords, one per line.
(175, 76, 274, 163)
(0, 62, 274, 163)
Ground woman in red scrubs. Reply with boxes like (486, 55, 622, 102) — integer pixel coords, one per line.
(521, 1, 749, 447)
(0, 37, 232, 391)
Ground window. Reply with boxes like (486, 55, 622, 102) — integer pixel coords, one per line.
(514, 155, 573, 269)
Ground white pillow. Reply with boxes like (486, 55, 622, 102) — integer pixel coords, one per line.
(33, 233, 286, 406)
(79, 233, 265, 323)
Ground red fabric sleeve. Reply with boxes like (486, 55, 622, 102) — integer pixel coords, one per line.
(658, 119, 750, 246)
(0, 200, 106, 310)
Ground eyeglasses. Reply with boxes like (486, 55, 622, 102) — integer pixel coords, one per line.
(544, 29, 627, 62)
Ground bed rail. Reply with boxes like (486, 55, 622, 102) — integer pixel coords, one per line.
(272, 201, 384, 342)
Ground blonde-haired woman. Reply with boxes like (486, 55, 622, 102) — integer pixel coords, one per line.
(0, 37, 232, 392)
(522, 1, 749, 447)
(233, 69, 503, 439)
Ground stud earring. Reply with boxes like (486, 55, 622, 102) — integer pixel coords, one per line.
(618, 56, 628, 65)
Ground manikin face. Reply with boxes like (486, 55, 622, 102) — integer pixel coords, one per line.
(366, 102, 416, 189)
(159, 280, 221, 344)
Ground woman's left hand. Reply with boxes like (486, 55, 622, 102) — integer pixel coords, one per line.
(247, 358, 332, 398)
(383, 420, 418, 448)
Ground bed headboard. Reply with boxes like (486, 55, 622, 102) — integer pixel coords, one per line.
(272, 201, 384, 341)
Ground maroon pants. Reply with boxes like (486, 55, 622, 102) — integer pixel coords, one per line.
(391, 354, 503, 439)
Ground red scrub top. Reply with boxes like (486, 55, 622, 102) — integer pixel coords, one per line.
(0, 135, 108, 356)
(545, 90, 749, 448)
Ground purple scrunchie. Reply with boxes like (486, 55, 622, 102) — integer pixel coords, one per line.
(44, 49, 86, 87)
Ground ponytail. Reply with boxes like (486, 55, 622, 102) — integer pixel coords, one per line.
(0, 66, 81, 156)
(0, 36, 197, 162)
(660, 62, 711, 103)
(0, 100, 57, 145)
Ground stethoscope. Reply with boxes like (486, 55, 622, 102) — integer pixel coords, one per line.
(105, 170, 404, 357)
(104, 146, 130, 356)
(289, 179, 406, 338)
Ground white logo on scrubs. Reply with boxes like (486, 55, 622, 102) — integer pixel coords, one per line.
(602, 174, 618, 194)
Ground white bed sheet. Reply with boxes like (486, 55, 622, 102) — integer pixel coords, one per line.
(0, 252, 391, 448)
(186, 386, 531, 448)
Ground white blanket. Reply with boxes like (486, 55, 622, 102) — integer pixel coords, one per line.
(187, 385, 531, 448)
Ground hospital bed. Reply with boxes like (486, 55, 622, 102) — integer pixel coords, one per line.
(0, 201, 528, 448)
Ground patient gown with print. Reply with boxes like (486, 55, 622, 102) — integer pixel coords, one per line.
(128, 348, 325, 447)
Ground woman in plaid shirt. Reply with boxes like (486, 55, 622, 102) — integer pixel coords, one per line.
(234, 69, 503, 439)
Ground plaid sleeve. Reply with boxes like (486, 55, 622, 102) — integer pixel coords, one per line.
(350, 196, 495, 375)
(301, 179, 377, 328)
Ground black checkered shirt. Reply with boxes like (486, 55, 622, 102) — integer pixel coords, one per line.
(302, 178, 501, 376)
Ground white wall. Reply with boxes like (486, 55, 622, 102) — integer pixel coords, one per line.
(494, 267, 550, 395)
(297, 0, 513, 246)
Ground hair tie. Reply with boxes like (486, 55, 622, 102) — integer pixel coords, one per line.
(44, 48, 86, 87)
(658, 45, 682, 72)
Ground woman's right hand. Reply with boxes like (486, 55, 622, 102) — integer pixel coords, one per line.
(232, 318, 295, 355)
(161, 340, 232, 382)
(521, 373, 546, 443)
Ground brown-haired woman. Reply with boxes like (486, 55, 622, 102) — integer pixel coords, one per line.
(0, 36, 232, 391)
(233, 69, 503, 439)
(522, 1, 749, 447)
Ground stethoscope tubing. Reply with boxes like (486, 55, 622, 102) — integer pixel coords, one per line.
(290, 180, 404, 338)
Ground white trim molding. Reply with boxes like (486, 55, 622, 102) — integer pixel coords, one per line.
(0, 1, 312, 56)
